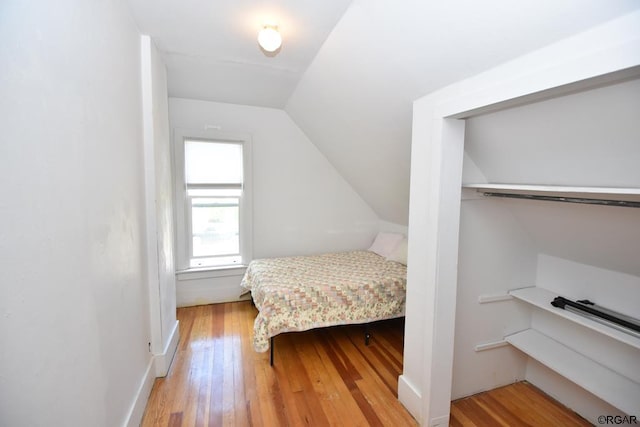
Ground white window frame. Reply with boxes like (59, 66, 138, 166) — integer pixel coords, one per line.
(173, 128, 253, 271)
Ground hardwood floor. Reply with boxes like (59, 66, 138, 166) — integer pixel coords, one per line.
(450, 382, 591, 427)
(142, 302, 591, 426)
(142, 301, 416, 426)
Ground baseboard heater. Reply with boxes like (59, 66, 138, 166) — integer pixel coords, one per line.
(551, 296, 640, 337)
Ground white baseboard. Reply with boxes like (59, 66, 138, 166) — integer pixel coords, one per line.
(123, 321, 180, 427)
(398, 374, 422, 423)
(429, 415, 450, 427)
(124, 357, 156, 427)
(154, 320, 180, 377)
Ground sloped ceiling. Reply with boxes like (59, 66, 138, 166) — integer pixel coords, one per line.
(126, 0, 640, 225)
(285, 0, 640, 224)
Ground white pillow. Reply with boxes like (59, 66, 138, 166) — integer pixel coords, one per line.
(386, 237, 408, 265)
(368, 232, 404, 258)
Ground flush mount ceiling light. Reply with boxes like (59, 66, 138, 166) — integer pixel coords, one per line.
(258, 24, 282, 52)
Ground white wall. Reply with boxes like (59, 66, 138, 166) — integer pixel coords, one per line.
(465, 78, 640, 191)
(0, 1, 153, 426)
(169, 98, 380, 306)
(451, 194, 534, 398)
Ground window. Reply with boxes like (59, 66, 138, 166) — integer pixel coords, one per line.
(174, 129, 252, 269)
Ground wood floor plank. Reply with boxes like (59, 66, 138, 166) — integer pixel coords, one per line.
(142, 302, 589, 427)
(294, 335, 350, 426)
(274, 334, 310, 425)
(489, 385, 558, 426)
(207, 304, 224, 427)
(238, 302, 263, 427)
(188, 306, 212, 427)
(282, 334, 331, 426)
(512, 382, 590, 427)
(338, 341, 415, 426)
(167, 412, 182, 427)
(452, 382, 591, 427)
(258, 356, 287, 426)
(323, 328, 400, 427)
(450, 404, 478, 427)
(309, 333, 372, 426)
(455, 398, 510, 427)
(345, 327, 399, 395)
(475, 392, 533, 427)
(221, 303, 236, 426)
(230, 302, 250, 427)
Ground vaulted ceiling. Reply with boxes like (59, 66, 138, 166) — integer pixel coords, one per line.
(126, 0, 640, 225)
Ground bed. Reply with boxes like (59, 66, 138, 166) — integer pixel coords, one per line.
(240, 248, 408, 361)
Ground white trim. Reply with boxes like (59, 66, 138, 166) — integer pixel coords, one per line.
(123, 321, 179, 426)
(173, 128, 254, 271)
(398, 375, 422, 424)
(154, 320, 180, 377)
(140, 34, 165, 357)
(177, 265, 247, 280)
(123, 357, 155, 427)
(177, 285, 251, 307)
(122, 322, 179, 426)
(239, 132, 253, 267)
(429, 415, 450, 427)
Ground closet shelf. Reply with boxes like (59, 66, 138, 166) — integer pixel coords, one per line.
(509, 287, 640, 350)
(462, 183, 640, 203)
(505, 329, 640, 414)
(505, 329, 640, 415)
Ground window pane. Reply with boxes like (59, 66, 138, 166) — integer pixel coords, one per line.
(191, 198, 239, 257)
(185, 140, 242, 184)
(186, 188, 242, 197)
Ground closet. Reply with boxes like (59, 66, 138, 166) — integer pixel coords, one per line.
(399, 14, 640, 425)
(454, 78, 640, 422)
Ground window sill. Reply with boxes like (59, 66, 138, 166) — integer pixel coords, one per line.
(176, 265, 248, 281)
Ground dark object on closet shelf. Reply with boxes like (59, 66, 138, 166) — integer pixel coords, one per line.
(551, 296, 640, 334)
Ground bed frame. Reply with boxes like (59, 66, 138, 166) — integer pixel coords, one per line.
(241, 250, 407, 365)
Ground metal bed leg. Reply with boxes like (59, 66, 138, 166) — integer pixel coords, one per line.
(364, 325, 371, 346)
(270, 337, 274, 366)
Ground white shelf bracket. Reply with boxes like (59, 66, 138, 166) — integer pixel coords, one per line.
(475, 340, 509, 352)
(478, 293, 514, 304)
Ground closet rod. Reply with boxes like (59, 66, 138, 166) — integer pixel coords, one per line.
(482, 192, 640, 208)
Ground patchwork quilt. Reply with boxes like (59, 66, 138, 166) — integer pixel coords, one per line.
(240, 250, 407, 352)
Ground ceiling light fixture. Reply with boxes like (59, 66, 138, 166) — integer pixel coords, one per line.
(258, 24, 282, 52)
